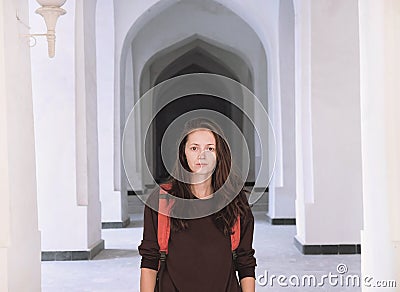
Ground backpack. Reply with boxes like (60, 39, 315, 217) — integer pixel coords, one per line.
(156, 183, 241, 271)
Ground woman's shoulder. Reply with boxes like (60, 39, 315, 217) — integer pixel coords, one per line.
(144, 183, 174, 213)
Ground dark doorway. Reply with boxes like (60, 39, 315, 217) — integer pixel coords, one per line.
(153, 94, 246, 182)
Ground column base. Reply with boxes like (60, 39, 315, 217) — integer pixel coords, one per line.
(266, 214, 296, 225)
(42, 239, 105, 261)
(294, 236, 361, 255)
(128, 190, 144, 196)
(102, 217, 130, 229)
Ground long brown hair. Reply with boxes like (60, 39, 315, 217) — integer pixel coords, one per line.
(163, 117, 251, 236)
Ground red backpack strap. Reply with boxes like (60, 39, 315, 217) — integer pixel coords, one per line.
(231, 214, 241, 251)
(157, 183, 174, 258)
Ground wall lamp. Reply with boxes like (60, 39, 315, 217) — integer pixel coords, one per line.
(28, 0, 67, 58)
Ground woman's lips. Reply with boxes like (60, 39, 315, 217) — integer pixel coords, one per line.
(196, 163, 208, 166)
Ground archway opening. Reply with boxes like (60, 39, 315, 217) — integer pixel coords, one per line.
(141, 40, 255, 183)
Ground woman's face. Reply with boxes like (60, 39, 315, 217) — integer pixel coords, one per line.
(184, 129, 217, 176)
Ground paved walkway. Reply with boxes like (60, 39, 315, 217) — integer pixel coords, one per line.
(42, 212, 361, 292)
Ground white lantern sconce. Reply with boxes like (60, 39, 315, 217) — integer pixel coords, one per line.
(27, 0, 67, 58)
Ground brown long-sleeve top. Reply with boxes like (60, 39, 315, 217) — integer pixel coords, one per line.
(138, 188, 257, 292)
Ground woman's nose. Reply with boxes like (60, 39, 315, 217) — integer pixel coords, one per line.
(198, 150, 206, 159)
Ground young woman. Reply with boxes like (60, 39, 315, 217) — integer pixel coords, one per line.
(138, 117, 256, 292)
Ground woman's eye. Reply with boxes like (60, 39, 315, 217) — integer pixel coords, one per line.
(189, 146, 214, 151)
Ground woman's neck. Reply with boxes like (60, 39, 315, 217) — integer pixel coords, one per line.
(190, 176, 214, 199)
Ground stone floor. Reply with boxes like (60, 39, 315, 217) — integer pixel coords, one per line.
(42, 212, 361, 292)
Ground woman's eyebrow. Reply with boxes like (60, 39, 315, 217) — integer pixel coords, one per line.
(189, 143, 215, 146)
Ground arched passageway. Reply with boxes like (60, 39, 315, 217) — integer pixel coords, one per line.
(117, 0, 268, 193)
(142, 39, 255, 183)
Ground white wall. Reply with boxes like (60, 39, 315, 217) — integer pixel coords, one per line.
(30, 0, 102, 251)
(96, 0, 127, 224)
(295, 0, 363, 244)
(0, 0, 41, 290)
(267, 0, 296, 220)
(76, 0, 102, 249)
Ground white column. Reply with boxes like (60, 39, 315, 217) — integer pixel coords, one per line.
(96, 0, 129, 227)
(0, 0, 41, 290)
(267, 0, 296, 223)
(30, 0, 103, 258)
(294, 0, 363, 250)
(359, 0, 400, 290)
